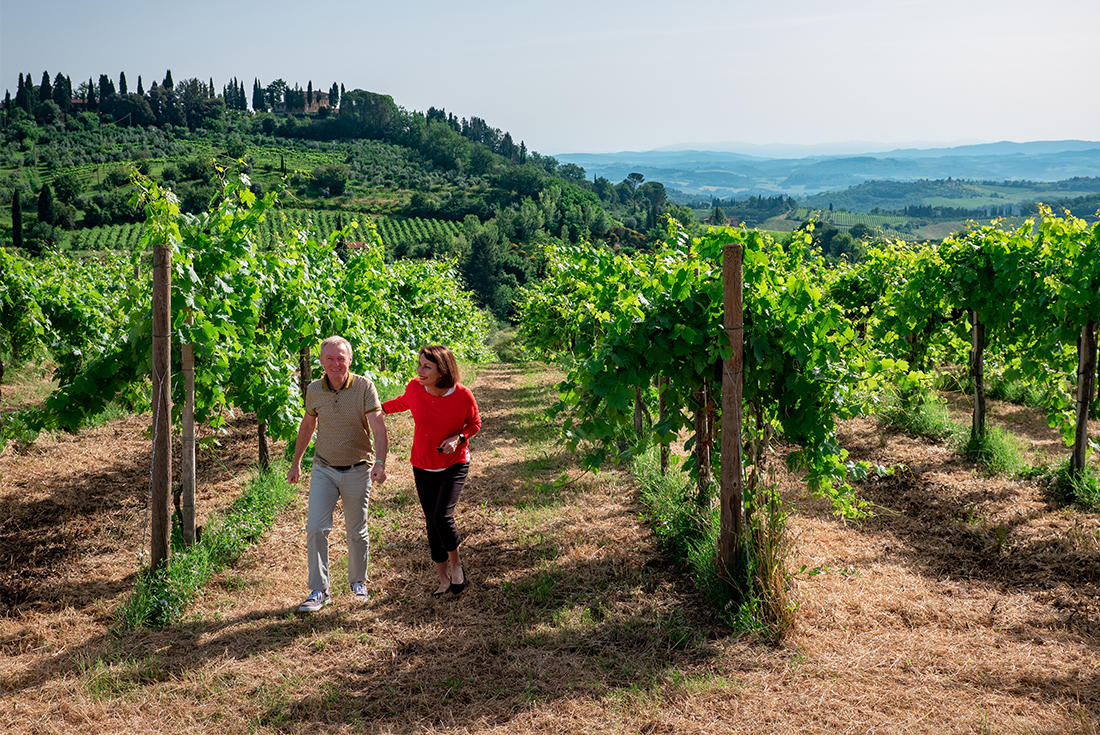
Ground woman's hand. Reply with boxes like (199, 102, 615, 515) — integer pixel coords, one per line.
(438, 434, 462, 454)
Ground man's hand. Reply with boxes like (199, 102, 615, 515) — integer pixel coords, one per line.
(289, 413, 317, 485)
(371, 463, 386, 485)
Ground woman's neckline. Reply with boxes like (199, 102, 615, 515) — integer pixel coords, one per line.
(422, 384, 456, 398)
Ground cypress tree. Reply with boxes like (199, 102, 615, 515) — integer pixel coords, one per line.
(329, 82, 339, 110)
(307, 80, 313, 108)
(22, 72, 36, 112)
(163, 69, 173, 90)
(39, 71, 52, 103)
(137, 75, 144, 96)
(37, 184, 55, 226)
(119, 71, 127, 95)
(252, 79, 265, 112)
(98, 74, 115, 103)
(12, 191, 22, 251)
(52, 72, 69, 111)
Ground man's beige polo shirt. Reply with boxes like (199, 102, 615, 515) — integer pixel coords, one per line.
(304, 373, 382, 467)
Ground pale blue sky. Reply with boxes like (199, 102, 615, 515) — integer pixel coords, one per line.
(2, 0, 1097, 154)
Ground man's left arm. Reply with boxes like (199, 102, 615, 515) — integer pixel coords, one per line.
(367, 409, 388, 484)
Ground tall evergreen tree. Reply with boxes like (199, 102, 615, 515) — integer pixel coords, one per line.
(39, 71, 52, 103)
(307, 80, 313, 108)
(11, 191, 22, 251)
(14, 73, 26, 111)
(3, 91, 11, 113)
(52, 72, 70, 111)
(119, 71, 128, 95)
(329, 82, 339, 110)
(37, 184, 55, 226)
(163, 69, 174, 90)
(98, 74, 116, 103)
(252, 79, 265, 112)
(22, 72, 36, 112)
(137, 75, 144, 95)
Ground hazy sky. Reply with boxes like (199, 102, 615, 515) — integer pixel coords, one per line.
(2, 0, 1097, 154)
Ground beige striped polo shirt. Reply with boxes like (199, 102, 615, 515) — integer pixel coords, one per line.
(304, 373, 382, 467)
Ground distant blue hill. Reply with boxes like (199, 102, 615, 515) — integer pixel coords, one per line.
(554, 141, 1100, 198)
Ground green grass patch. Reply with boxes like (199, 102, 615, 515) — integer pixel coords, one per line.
(116, 464, 299, 629)
(1035, 460, 1100, 512)
(959, 425, 1030, 476)
(78, 653, 170, 700)
(877, 387, 957, 441)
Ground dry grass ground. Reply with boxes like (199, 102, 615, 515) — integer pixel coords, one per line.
(0, 364, 1097, 734)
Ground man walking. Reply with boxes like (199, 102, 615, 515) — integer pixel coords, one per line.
(288, 335, 388, 612)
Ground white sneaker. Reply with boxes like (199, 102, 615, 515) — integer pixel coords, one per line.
(350, 581, 369, 602)
(298, 589, 330, 612)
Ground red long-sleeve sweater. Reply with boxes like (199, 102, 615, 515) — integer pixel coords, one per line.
(382, 379, 481, 470)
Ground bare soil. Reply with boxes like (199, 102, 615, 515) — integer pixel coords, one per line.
(0, 366, 1097, 734)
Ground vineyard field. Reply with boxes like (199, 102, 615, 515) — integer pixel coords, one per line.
(57, 210, 466, 253)
(253, 209, 465, 251)
(789, 207, 914, 238)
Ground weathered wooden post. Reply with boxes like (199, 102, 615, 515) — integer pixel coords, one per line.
(658, 375, 669, 475)
(719, 242, 745, 587)
(1071, 320, 1098, 476)
(151, 240, 172, 569)
(970, 310, 986, 441)
(300, 345, 312, 401)
(181, 312, 196, 546)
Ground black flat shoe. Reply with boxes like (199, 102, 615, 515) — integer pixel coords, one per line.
(449, 564, 467, 595)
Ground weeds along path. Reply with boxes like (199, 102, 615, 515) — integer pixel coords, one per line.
(0, 363, 1097, 734)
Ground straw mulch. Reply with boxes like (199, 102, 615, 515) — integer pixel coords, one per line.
(0, 365, 1097, 734)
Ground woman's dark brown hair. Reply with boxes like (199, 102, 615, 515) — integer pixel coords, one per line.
(419, 345, 459, 389)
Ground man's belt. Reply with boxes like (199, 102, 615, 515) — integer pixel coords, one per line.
(326, 460, 368, 471)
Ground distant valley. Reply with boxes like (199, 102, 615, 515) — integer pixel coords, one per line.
(554, 140, 1100, 203)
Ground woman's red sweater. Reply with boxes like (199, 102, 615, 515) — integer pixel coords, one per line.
(382, 380, 481, 470)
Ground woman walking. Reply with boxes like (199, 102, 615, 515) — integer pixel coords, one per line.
(383, 345, 481, 596)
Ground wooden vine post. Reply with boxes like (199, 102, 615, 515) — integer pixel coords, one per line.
(181, 312, 196, 546)
(658, 375, 670, 475)
(299, 345, 311, 401)
(151, 239, 173, 570)
(1071, 320, 1098, 476)
(970, 310, 987, 441)
(719, 242, 746, 588)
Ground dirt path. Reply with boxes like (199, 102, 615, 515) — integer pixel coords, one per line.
(0, 365, 1098, 734)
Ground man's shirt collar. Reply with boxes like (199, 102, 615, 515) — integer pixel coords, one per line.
(321, 373, 354, 391)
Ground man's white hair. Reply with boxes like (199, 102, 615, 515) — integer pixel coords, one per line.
(319, 335, 353, 357)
